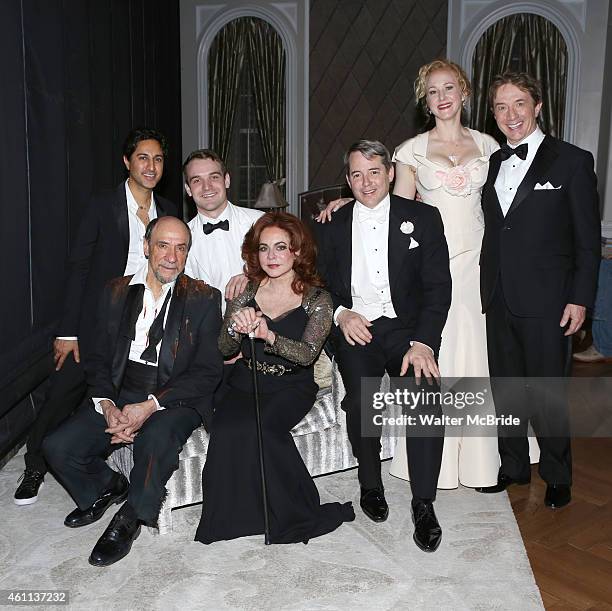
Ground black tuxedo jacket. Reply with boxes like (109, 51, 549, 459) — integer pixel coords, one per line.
(87, 273, 223, 424)
(57, 182, 177, 356)
(480, 136, 600, 318)
(316, 194, 451, 353)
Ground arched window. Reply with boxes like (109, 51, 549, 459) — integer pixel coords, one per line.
(179, 0, 308, 216)
(470, 13, 568, 141)
(208, 17, 286, 207)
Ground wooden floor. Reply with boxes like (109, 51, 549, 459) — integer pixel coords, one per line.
(507, 354, 612, 609)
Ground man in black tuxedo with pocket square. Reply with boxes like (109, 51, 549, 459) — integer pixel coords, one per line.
(43, 216, 223, 567)
(477, 73, 600, 508)
(316, 140, 451, 552)
(14, 128, 177, 506)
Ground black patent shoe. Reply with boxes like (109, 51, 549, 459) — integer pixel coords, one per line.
(64, 473, 129, 528)
(360, 487, 389, 522)
(475, 473, 530, 494)
(14, 469, 45, 506)
(88, 505, 141, 567)
(544, 484, 571, 508)
(411, 499, 442, 552)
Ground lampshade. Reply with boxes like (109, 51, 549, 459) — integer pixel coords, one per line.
(254, 180, 288, 210)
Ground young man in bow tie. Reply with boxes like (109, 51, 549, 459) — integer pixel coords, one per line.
(477, 72, 600, 508)
(316, 140, 451, 552)
(182, 149, 263, 307)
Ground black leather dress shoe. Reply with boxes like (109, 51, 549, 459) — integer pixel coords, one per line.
(411, 500, 442, 552)
(64, 473, 129, 528)
(360, 488, 389, 522)
(89, 506, 141, 567)
(544, 484, 571, 508)
(475, 473, 530, 494)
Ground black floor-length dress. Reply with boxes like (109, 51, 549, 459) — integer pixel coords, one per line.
(195, 284, 354, 544)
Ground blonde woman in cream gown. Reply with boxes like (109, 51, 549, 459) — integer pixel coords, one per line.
(389, 125, 501, 488)
(389, 60, 539, 488)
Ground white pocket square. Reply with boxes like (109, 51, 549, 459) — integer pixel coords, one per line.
(409, 237, 419, 249)
(534, 181, 562, 190)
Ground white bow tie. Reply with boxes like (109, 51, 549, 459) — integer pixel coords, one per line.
(357, 205, 386, 224)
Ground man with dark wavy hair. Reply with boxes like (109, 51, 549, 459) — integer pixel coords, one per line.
(14, 128, 178, 506)
(477, 72, 600, 508)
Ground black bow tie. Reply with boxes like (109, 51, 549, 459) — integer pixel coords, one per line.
(202, 219, 229, 235)
(500, 142, 528, 161)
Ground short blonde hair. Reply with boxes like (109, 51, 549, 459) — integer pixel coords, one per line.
(414, 59, 472, 112)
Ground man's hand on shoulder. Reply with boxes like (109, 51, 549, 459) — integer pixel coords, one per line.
(337, 310, 372, 346)
(53, 338, 80, 370)
(560, 303, 586, 336)
(225, 273, 249, 301)
(400, 341, 440, 383)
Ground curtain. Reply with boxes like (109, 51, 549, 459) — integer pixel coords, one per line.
(208, 19, 249, 162)
(247, 18, 286, 184)
(470, 17, 518, 137)
(521, 16, 566, 138)
(471, 14, 567, 139)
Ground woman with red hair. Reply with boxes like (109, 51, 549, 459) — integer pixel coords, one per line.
(195, 211, 354, 544)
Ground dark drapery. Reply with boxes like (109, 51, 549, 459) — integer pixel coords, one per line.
(0, 0, 182, 460)
(209, 17, 286, 184)
(471, 13, 568, 139)
(247, 19, 286, 183)
(208, 19, 249, 163)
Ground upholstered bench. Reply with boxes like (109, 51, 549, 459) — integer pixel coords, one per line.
(108, 354, 397, 534)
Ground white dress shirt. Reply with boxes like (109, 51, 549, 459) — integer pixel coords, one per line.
(92, 263, 174, 413)
(185, 201, 263, 312)
(124, 179, 158, 275)
(495, 127, 545, 216)
(334, 195, 398, 322)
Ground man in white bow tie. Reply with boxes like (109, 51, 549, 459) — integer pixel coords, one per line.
(316, 140, 451, 551)
(477, 72, 601, 508)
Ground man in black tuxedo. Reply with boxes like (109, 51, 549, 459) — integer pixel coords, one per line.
(316, 140, 451, 552)
(43, 216, 223, 567)
(477, 73, 600, 508)
(14, 128, 177, 506)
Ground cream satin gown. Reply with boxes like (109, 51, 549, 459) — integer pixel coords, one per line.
(389, 129, 539, 488)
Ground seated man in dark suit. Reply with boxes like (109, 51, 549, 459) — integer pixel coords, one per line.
(14, 127, 177, 506)
(43, 216, 223, 567)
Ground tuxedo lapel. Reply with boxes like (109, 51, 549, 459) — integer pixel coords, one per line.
(388, 199, 412, 291)
(114, 183, 130, 253)
(336, 203, 355, 296)
(484, 151, 504, 220)
(507, 136, 558, 216)
(112, 283, 144, 389)
(156, 196, 169, 218)
(157, 275, 186, 386)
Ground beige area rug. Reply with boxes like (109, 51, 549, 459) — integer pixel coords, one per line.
(0, 449, 542, 610)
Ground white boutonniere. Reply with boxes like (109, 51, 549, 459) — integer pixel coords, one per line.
(400, 221, 414, 235)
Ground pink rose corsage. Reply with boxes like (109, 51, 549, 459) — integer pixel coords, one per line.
(435, 166, 472, 197)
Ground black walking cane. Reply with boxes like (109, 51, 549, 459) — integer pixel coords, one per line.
(248, 331, 272, 545)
